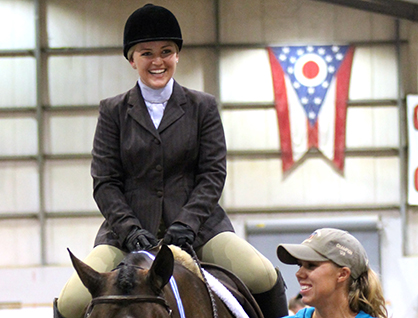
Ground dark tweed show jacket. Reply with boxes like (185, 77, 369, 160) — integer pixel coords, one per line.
(91, 81, 234, 252)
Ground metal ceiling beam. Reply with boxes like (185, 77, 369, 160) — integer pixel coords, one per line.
(310, 0, 418, 21)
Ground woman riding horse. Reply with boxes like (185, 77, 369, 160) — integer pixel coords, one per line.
(54, 4, 287, 318)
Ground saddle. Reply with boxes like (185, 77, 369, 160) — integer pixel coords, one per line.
(201, 262, 264, 318)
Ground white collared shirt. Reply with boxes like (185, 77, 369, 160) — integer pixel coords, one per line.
(138, 78, 174, 129)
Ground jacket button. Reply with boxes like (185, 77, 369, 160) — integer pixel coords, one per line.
(156, 165, 163, 171)
(157, 191, 163, 197)
(154, 138, 160, 144)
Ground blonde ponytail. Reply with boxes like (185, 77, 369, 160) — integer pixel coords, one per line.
(348, 268, 388, 318)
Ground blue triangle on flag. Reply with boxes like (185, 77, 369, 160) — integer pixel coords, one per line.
(270, 45, 350, 126)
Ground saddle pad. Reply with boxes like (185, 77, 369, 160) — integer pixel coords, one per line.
(203, 269, 249, 318)
(201, 263, 264, 318)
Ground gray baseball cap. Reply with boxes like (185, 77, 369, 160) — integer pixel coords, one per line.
(276, 228, 369, 279)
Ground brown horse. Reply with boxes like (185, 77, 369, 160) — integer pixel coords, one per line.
(69, 244, 263, 318)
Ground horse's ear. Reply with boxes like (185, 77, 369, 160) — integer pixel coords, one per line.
(148, 245, 174, 291)
(68, 248, 105, 296)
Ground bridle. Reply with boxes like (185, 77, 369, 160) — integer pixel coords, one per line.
(84, 294, 172, 317)
(84, 244, 218, 318)
(84, 261, 173, 318)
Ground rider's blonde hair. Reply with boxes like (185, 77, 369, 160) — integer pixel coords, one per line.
(127, 41, 179, 62)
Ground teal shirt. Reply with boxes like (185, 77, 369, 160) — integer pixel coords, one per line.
(286, 307, 375, 318)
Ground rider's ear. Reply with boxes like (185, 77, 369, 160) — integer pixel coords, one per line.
(148, 245, 174, 291)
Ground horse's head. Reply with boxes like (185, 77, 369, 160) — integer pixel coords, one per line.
(68, 245, 175, 318)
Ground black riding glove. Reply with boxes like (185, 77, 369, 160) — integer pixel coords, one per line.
(163, 223, 195, 247)
(125, 228, 159, 252)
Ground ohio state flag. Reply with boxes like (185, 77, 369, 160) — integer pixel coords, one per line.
(268, 45, 355, 174)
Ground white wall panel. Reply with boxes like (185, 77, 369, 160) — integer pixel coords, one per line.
(47, 0, 133, 48)
(220, 0, 263, 43)
(46, 218, 103, 265)
(350, 47, 398, 100)
(0, 117, 37, 155)
(220, 49, 274, 103)
(45, 112, 97, 154)
(224, 157, 399, 208)
(220, 0, 395, 44)
(48, 49, 215, 107)
(0, 219, 41, 266)
(333, 6, 395, 42)
(346, 107, 399, 148)
(409, 210, 418, 253)
(48, 56, 137, 106)
(223, 106, 398, 151)
(329, 5, 372, 42)
(225, 158, 283, 207)
(287, 1, 336, 43)
(369, 13, 397, 39)
(44, 160, 97, 212)
(172, 0, 216, 44)
(0, 0, 34, 50)
(47, 0, 215, 48)
(0, 57, 36, 107)
(374, 157, 401, 203)
(223, 109, 279, 150)
(175, 48, 217, 94)
(0, 162, 39, 214)
(262, 1, 303, 44)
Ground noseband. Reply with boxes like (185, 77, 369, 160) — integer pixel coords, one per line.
(85, 294, 172, 317)
(84, 246, 214, 318)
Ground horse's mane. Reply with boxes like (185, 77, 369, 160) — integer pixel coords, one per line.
(115, 245, 203, 292)
(116, 264, 136, 294)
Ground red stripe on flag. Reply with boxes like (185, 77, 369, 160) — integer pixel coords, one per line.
(333, 46, 355, 171)
(268, 48, 294, 172)
(308, 120, 319, 148)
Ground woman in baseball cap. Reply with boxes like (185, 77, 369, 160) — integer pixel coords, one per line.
(277, 228, 388, 318)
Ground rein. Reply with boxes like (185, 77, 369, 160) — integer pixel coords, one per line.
(184, 243, 219, 318)
(85, 295, 172, 317)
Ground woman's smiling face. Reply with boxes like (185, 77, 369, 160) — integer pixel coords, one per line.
(295, 260, 346, 308)
(129, 40, 179, 89)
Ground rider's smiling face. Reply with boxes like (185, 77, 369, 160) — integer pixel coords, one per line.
(129, 40, 179, 89)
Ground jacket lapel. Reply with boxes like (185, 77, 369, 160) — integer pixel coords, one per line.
(158, 81, 186, 133)
(126, 82, 186, 137)
(126, 85, 160, 140)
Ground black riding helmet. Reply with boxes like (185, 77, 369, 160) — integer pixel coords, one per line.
(123, 4, 183, 59)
